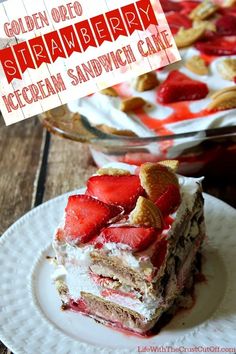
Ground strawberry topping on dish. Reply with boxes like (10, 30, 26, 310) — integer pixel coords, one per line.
(64, 195, 120, 243)
(216, 15, 236, 36)
(100, 226, 156, 252)
(157, 70, 209, 104)
(155, 184, 181, 217)
(86, 175, 144, 210)
(195, 37, 236, 56)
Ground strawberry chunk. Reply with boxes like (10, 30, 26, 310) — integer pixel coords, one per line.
(155, 184, 181, 217)
(86, 175, 143, 210)
(218, 5, 236, 17)
(64, 195, 118, 243)
(157, 70, 209, 104)
(216, 15, 236, 36)
(195, 37, 236, 56)
(159, 0, 182, 13)
(166, 13, 192, 35)
(151, 237, 168, 270)
(100, 226, 156, 252)
(180, 1, 199, 15)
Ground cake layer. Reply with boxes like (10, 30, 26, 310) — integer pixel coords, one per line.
(53, 178, 205, 323)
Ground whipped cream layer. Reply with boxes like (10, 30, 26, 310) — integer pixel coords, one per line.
(52, 163, 205, 320)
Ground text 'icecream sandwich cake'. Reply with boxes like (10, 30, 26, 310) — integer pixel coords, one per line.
(52, 161, 205, 335)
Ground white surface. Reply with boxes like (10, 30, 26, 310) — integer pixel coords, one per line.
(0, 190, 236, 354)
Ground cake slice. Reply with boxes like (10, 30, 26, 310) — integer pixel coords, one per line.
(52, 161, 205, 335)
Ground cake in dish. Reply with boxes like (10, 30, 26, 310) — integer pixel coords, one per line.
(52, 161, 205, 335)
(65, 0, 236, 170)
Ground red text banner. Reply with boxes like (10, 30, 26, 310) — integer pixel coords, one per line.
(0, 0, 180, 125)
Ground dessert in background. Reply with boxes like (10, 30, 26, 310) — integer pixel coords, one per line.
(52, 161, 205, 335)
(66, 0, 236, 170)
(42, 0, 236, 174)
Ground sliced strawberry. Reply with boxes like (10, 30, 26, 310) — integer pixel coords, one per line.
(218, 5, 236, 17)
(100, 226, 156, 252)
(157, 70, 209, 104)
(64, 195, 118, 243)
(216, 15, 236, 36)
(234, 76, 236, 84)
(166, 13, 192, 35)
(155, 184, 181, 217)
(159, 0, 182, 13)
(195, 37, 236, 56)
(180, 1, 200, 15)
(151, 237, 168, 270)
(86, 175, 143, 210)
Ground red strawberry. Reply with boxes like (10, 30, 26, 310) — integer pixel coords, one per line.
(86, 175, 143, 210)
(151, 237, 168, 270)
(180, 1, 200, 15)
(100, 226, 156, 252)
(157, 70, 209, 104)
(195, 37, 236, 56)
(234, 76, 236, 84)
(64, 195, 118, 243)
(159, 0, 182, 13)
(218, 5, 236, 17)
(216, 15, 236, 36)
(155, 184, 181, 217)
(166, 13, 192, 35)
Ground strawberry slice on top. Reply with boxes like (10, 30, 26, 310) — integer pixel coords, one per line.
(157, 70, 209, 104)
(100, 226, 156, 252)
(86, 175, 144, 210)
(155, 184, 181, 217)
(63, 195, 119, 244)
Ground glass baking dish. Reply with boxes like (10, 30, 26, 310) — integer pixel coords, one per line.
(40, 104, 236, 176)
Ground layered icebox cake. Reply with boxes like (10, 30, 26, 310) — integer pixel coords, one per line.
(52, 161, 205, 335)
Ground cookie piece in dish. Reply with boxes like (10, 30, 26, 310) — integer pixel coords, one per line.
(52, 161, 205, 335)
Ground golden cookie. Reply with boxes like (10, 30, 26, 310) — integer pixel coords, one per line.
(97, 168, 131, 176)
(158, 160, 180, 172)
(135, 72, 159, 92)
(100, 87, 118, 97)
(140, 163, 179, 202)
(120, 97, 146, 112)
(130, 196, 164, 228)
(174, 25, 206, 48)
(217, 59, 236, 81)
(189, 0, 218, 20)
(185, 56, 209, 75)
(208, 88, 236, 111)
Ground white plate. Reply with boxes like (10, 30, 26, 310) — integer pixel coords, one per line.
(0, 191, 236, 354)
